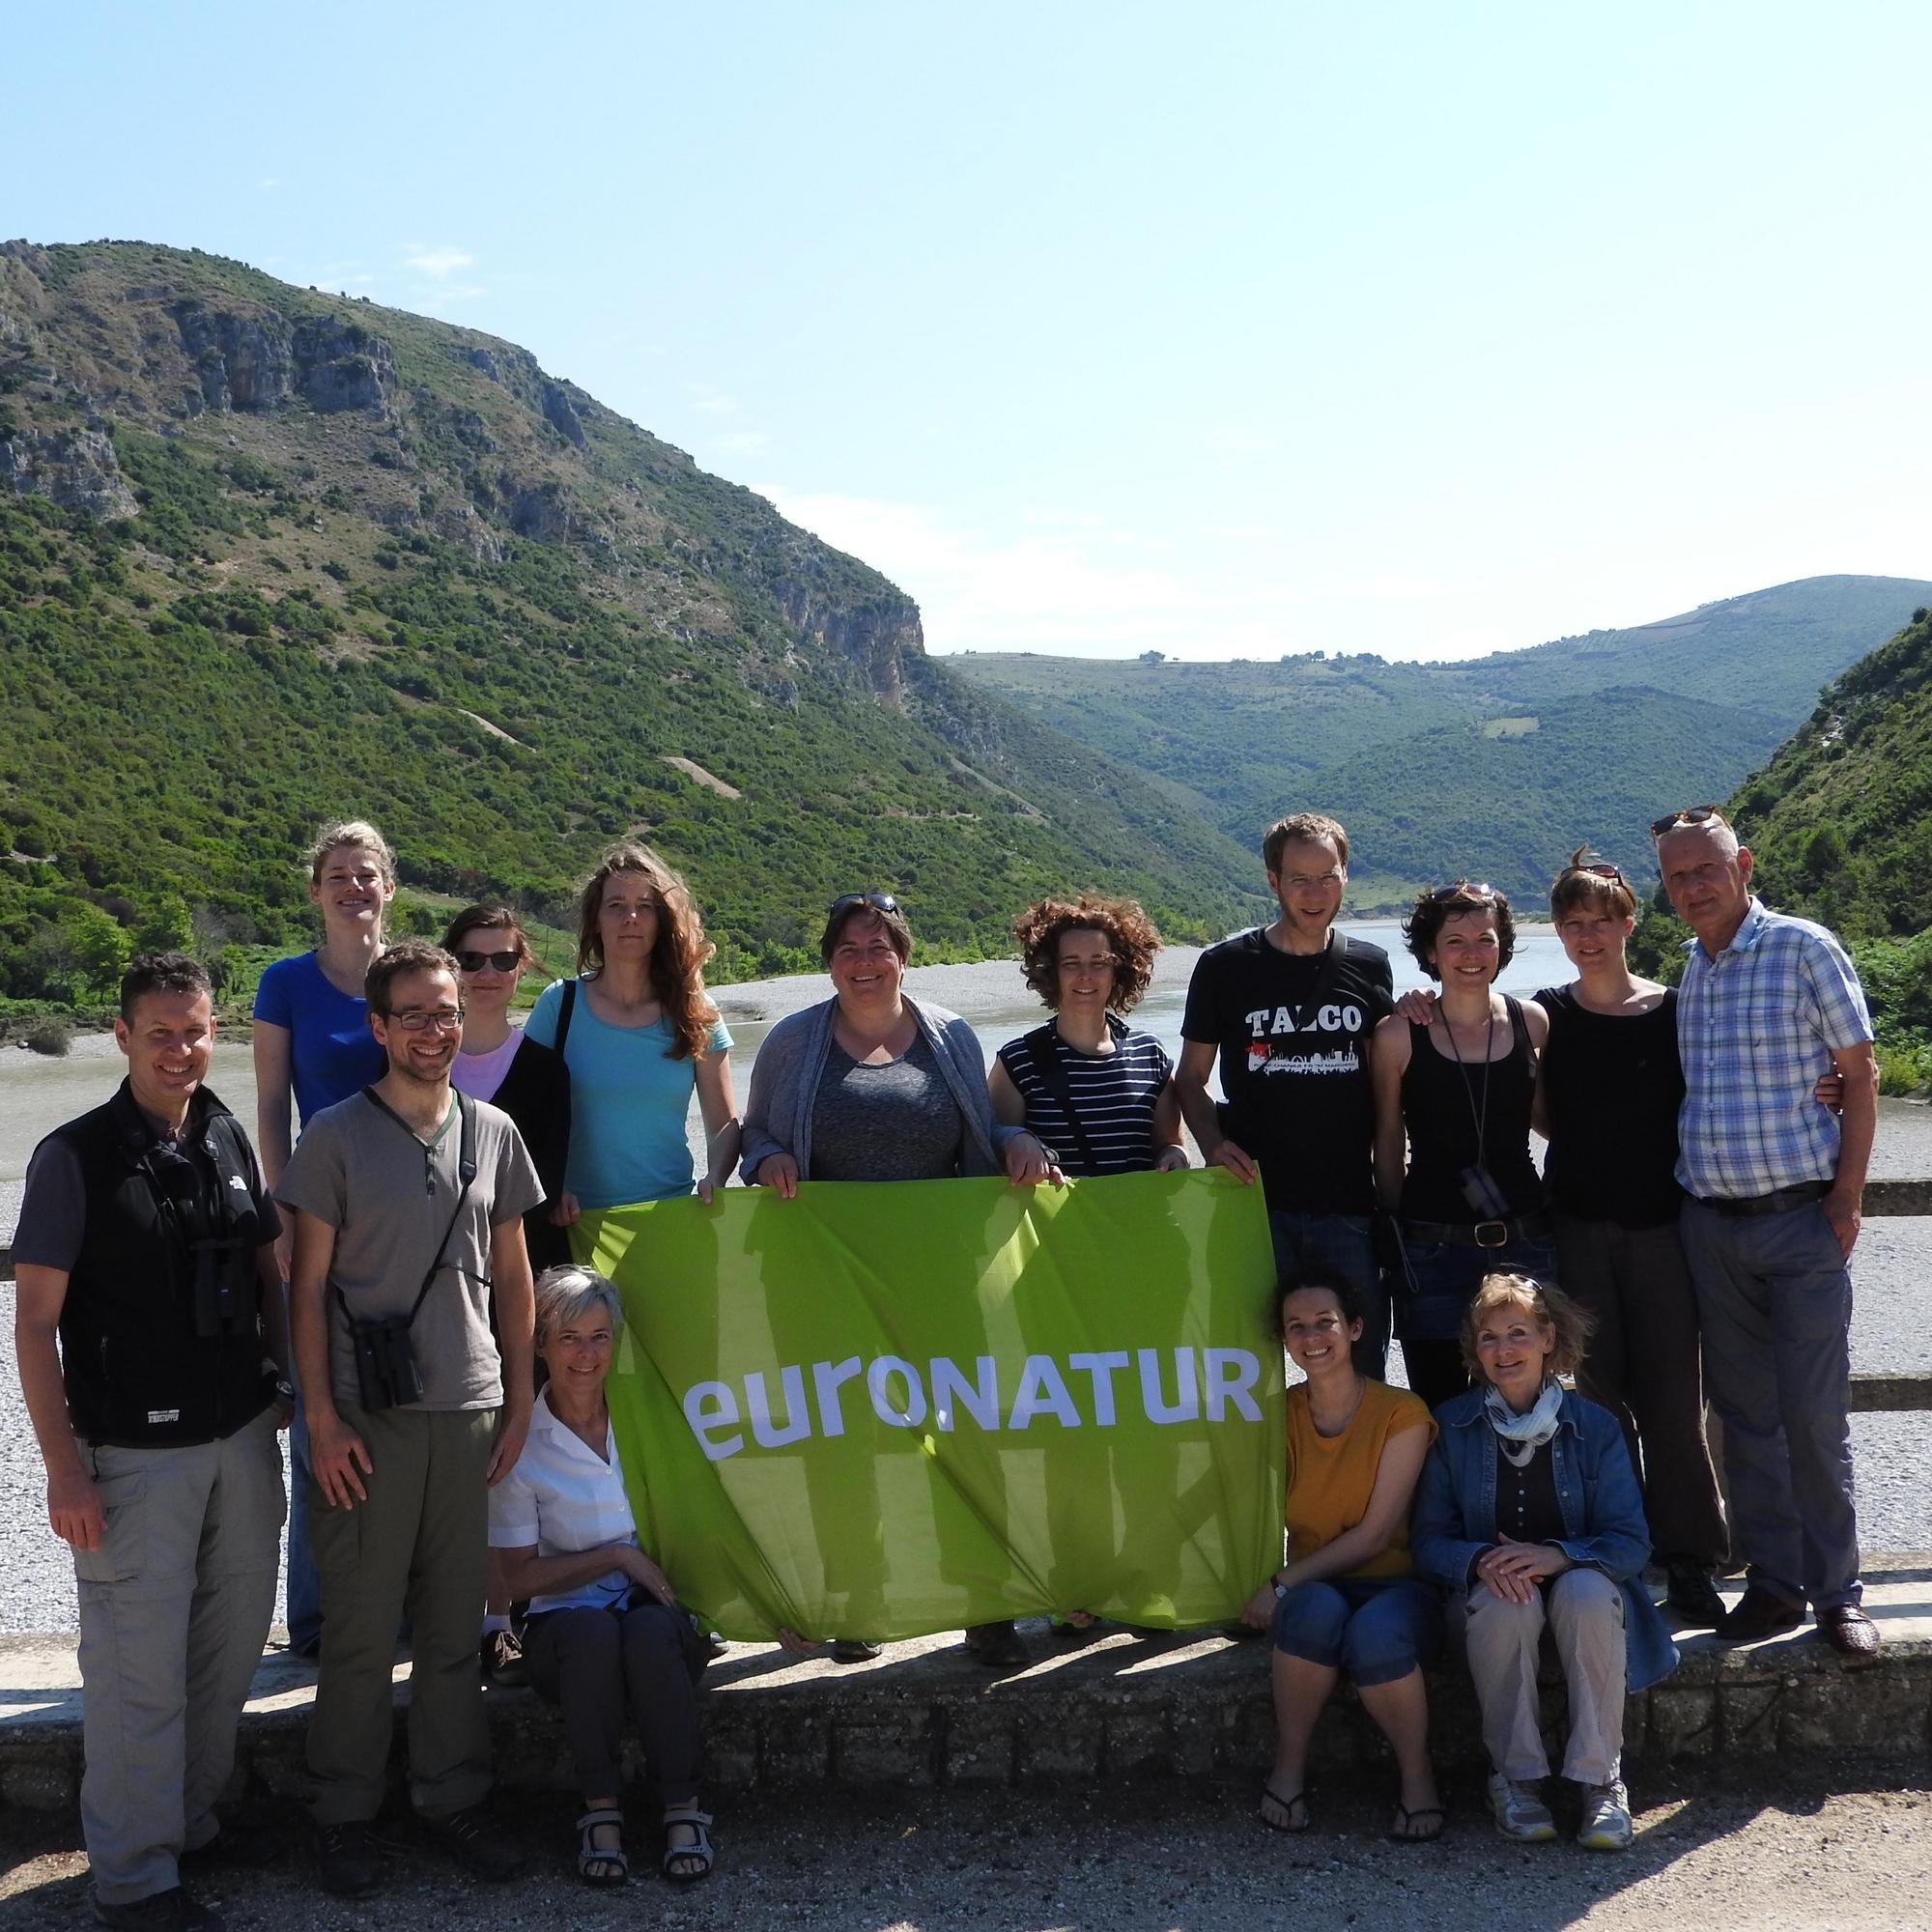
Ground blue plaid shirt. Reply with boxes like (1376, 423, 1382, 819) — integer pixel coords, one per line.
(1675, 899, 1874, 1199)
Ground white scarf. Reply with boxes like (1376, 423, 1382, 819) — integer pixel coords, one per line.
(1484, 1378, 1564, 1468)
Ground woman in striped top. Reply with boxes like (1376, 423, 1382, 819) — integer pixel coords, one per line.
(990, 895, 1188, 1179)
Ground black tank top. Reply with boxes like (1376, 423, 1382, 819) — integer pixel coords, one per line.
(1399, 995, 1543, 1224)
(1536, 984, 1684, 1228)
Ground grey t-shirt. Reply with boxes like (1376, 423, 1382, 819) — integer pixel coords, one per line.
(809, 1033, 966, 1181)
(276, 1089, 543, 1412)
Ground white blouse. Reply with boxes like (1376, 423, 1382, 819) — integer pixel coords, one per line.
(488, 1387, 640, 1615)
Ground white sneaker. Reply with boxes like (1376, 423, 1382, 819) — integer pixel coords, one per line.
(1577, 1778, 1634, 1851)
(1488, 1772, 1557, 1842)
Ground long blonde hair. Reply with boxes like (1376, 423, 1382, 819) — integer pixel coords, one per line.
(573, 842, 717, 1062)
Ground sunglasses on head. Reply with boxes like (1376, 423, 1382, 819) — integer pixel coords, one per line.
(455, 949, 523, 974)
(1561, 861, 1629, 887)
(829, 891, 900, 917)
(1428, 880, 1497, 902)
(1650, 805, 1729, 838)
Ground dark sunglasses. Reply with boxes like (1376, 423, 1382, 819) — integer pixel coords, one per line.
(455, 949, 523, 974)
(1561, 861, 1629, 887)
(829, 891, 901, 917)
(1650, 805, 1728, 838)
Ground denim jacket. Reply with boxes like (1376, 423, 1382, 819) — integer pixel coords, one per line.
(1411, 1385, 1679, 1692)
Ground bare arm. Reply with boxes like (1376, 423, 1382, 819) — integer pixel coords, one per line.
(488, 1217, 536, 1484)
(253, 1020, 296, 1270)
(1824, 1039, 1879, 1258)
(1522, 996, 1551, 1141)
(1241, 1422, 1432, 1625)
(1151, 1077, 1188, 1171)
(288, 1208, 370, 1508)
(1176, 1038, 1254, 1182)
(14, 1264, 102, 1549)
(693, 1047, 741, 1204)
(1371, 1013, 1411, 1213)
(989, 1057, 1026, 1127)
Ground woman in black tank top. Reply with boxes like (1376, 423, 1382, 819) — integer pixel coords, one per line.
(1371, 883, 1555, 1414)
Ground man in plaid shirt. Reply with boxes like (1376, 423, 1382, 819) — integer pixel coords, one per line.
(1655, 809, 1881, 1659)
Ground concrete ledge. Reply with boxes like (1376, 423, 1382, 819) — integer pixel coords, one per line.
(4, 1572, 1929, 1816)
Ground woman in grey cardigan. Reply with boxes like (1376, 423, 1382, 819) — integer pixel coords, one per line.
(739, 892, 1057, 1666)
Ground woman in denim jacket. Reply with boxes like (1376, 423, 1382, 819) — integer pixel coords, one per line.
(1412, 1272, 1676, 1853)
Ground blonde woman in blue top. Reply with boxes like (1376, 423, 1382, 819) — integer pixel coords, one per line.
(524, 843, 739, 1219)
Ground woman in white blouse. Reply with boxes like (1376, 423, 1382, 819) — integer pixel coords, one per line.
(490, 1266, 711, 1888)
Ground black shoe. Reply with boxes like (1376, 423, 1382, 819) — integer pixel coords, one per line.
(829, 1637, 883, 1663)
(479, 1626, 528, 1688)
(91, 1889, 223, 1931)
(314, 1819, 382, 1897)
(418, 1803, 526, 1882)
(1664, 1555, 1726, 1628)
(1712, 1582, 1804, 1644)
(1816, 1604, 1882, 1660)
(963, 1620, 1029, 1669)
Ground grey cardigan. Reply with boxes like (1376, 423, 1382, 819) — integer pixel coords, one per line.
(738, 994, 1023, 1182)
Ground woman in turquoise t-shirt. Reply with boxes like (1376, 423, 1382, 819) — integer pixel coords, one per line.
(525, 842, 740, 1217)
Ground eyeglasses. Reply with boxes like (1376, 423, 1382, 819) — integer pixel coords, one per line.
(1559, 861, 1629, 888)
(455, 950, 523, 974)
(1650, 805, 1728, 838)
(1427, 880, 1497, 902)
(829, 892, 900, 917)
(385, 1008, 465, 1033)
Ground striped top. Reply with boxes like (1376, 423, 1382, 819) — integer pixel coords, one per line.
(995, 1017, 1174, 1177)
(1675, 898, 1873, 1199)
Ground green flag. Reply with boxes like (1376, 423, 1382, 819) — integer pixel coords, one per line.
(582, 1168, 1282, 1642)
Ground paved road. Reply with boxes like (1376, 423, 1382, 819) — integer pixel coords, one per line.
(4, 1766, 1928, 1930)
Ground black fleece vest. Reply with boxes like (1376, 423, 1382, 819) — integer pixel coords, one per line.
(54, 1081, 273, 1446)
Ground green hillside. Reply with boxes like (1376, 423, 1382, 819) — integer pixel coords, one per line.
(950, 576, 1932, 904)
(0, 240, 1264, 1008)
(1629, 605, 1932, 1089)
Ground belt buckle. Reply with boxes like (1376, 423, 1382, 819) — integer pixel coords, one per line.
(1473, 1219, 1509, 1248)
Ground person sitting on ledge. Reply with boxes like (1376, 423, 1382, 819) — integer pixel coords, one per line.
(1412, 1271, 1677, 1852)
(1241, 1275, 1442, 1842)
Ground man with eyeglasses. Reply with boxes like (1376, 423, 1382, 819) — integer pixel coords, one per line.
(1653, 807, 1881, 1659)
(1178, 811, 1395, 1375)
(278, 940, 544, 1893)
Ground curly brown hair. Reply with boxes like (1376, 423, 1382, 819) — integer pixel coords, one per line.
(1460, 1271, 1595, 1379)
(1012, 895, 1162, 1012)
(573, 843, 719, 1063)
(1403, 880, 1517, 979)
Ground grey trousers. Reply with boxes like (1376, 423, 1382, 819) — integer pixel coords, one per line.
(1678, 1199, 1861, 1609)
(306, 1404, 497, 1824)
(1553, 1213, 1728, 1566)
(525, 1601, 705, 1800)
(75, 1407, 285, 1905)
(1460, 1567, 1626, 1785)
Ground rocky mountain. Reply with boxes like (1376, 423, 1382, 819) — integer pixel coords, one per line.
(0, 240, 1264, 1003)
(950, 575, 1932, 905)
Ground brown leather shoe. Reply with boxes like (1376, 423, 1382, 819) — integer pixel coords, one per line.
(1711, 1583, 1804, 1643)
(1815, 1605, 1882, 1659)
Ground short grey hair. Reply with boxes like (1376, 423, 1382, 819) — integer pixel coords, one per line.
(533, 1264, 622, 1349)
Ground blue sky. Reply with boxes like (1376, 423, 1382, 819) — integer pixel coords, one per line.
(13, 1, 1932, 660)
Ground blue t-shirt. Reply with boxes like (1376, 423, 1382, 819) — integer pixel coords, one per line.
(525, 979, 732, 1209)
(252, 952, 387, 1125)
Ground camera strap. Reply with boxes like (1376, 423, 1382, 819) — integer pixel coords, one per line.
(338, 1089, 479, 1330)
(1021, 1023, 1100, 1177)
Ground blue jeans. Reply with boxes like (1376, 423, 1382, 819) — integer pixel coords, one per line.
(1393, 1230, 1558, 1413)
(1271, 1575, 1439, 1686)
(1679, 1198, 1861, 1609)
(1269, 1211, 1387, 1379)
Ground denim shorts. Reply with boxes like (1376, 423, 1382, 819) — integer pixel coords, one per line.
(1271, 1574, 1440, 1687)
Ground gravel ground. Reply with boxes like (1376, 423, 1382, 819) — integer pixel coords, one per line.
(3, 1764, 1928, 1930)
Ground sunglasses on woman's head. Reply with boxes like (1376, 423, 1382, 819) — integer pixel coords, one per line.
(455, 950, 523, 974)
(829, 891, 900, 917)
(1650, 805, 1728, 838)
(1429, 880, 1496, 902)
(1562, 862, 1628, 887)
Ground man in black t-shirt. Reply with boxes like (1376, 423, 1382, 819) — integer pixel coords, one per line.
(1177, 812, 1395, 1375)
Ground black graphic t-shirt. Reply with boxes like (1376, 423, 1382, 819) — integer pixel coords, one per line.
(1180, 927, 1394, 1214)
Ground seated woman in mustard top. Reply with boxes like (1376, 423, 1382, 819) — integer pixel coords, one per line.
(1241, 1276, 1442, 1840)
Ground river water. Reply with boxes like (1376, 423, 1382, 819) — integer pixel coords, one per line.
(2, 926, 1927, 1631)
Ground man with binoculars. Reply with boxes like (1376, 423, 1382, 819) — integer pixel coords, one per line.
(14, 952, 291, 1931)
(280, 939, 541, 1899)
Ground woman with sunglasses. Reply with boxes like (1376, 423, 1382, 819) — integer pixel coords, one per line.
(741, 891, 1055, 1666)
(1371, 882, 1553, 1414)
(441, 903, 575, 1688)
(525, 843, 739, 1220)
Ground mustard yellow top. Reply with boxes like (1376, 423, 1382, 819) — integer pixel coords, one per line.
(1285, 1378, 1436, 1579)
